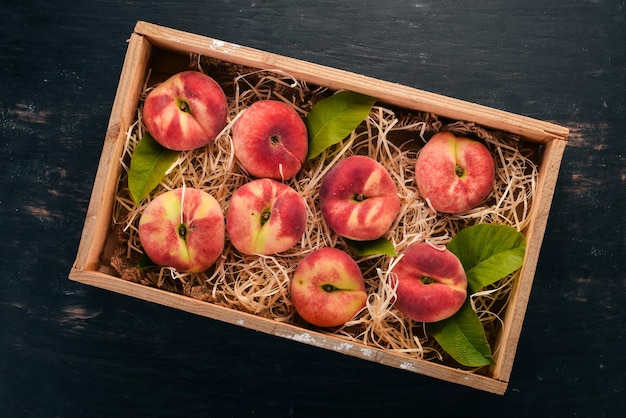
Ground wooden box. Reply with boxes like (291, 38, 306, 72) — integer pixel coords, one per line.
(69, 21, 568, 394)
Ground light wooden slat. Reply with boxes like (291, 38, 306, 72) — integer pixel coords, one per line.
(492, 137, 568, 382)
(71, 33, 152, 272)
(134, 21, 569, 144)
(68, 269, 508, 394)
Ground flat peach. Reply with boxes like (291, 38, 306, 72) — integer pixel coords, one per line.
(319, 155, 400, 241)
(232, 100, 308, 180)
(415, 131, 494, 214)
(143, 71, 228, 151)
(392, 242, 467, 323)
(226, 179, 307, 255)
(139, 187, 225, 273)
(290, 248, 367, 327)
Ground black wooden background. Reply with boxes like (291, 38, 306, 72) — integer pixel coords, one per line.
(1, 1, 624, 416)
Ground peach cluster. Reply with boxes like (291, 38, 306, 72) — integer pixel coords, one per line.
(137, 70, 497, 329)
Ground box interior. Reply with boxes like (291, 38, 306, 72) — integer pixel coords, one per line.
(70, 22, 569, 395)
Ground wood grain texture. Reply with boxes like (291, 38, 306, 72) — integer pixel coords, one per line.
(72, 34, 152, 272)
(135, 21, 569, 144)
(1, 0, 623, 415)
(69, 21, 569, 395)
(493, 137, 568, 382)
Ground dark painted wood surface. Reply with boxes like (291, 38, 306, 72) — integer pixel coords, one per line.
(1, 1, 624, 416)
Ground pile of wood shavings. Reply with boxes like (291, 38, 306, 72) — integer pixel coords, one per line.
(109, 56, 538, 368)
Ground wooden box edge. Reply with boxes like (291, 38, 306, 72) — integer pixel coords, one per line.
(492, 137, 568, 381)
(69, 267, 508, 395)
(133, 20, 569, 144)
(69, 21, 570, 395)
(72, 33, 152, 273)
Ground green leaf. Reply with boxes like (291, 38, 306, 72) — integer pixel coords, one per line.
(447, 224, 526, 294)
(345, 237, 398, 257)
(306, 91, 377, 159)
(426, 224, 527, 367)
(128, 133, 180, 204)
(428, 301, 495, 367)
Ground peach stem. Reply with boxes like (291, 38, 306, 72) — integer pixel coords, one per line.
(321, 284, 338, 293)
(260, 208, 271, 226)
(455, 164, 464, 178)
(177, 98, 191, 113)
(421, 276, 434, 285)
(178, 224, 187, 240)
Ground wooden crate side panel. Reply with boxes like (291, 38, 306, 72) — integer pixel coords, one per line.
(133, 21, 569, 144)
(68, 269, 507, 394)
(492, 138, 568, 381)
(71, 34, 152, 273)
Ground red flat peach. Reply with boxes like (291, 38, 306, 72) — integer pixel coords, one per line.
(392, 242, 467, 323)
(232, 100, 308, 180)
(319, 155, 400, 241)
(143, 71, 228, 151)
(415, 131, 495, 214)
